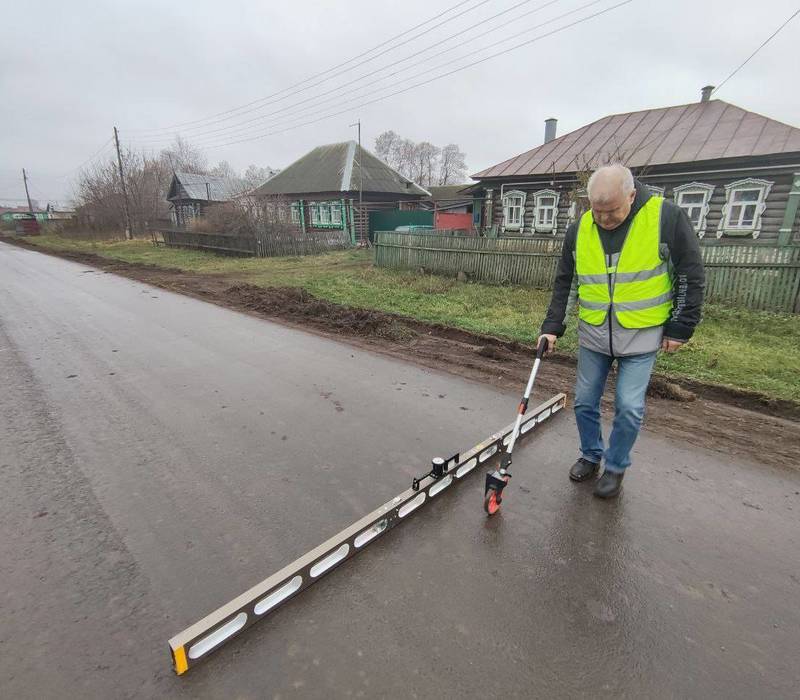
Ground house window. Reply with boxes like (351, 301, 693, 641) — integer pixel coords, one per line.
(502, 190, 526, 232)
(310, 202, 321, 225)
(319, 202, 331, 225)
(331, 203, 343, 226)
(533, 190, 560, 234)
(673, 183, 714, 237)
(647, 185, 665, 197)
(718, 178, 773, 239)
(291, 202, 301, 224)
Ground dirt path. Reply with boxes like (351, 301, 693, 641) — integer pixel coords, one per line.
(7, 238, 799, 469)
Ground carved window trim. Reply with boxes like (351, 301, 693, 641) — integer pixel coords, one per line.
(673, 182, 715, 238)
(717, 178, 773, 239)
(502, 190, 526, 233)
(532, 189, 560, 234)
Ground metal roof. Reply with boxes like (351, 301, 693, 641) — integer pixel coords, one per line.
(421, 184, 473, 210)
(252, 141, 430, 197)
(473, 99, 800, 179)
(167, 172, 246, 202)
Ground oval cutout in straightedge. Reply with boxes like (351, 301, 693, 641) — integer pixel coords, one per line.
(254, 576, 303, 615)
(188, 612, 247, 660)
(310, 543, 350, 578)
(479, 444, 498, 462)
(428, 475, 453, 497)
(354, 519, 388, 548)
(455, 457, 478, 478)
(398, 493, 425, 518)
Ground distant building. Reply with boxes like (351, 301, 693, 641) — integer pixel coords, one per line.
(166, 172, 247, 227)
(471, 87, 800, 244)
(45, 203, 76, 221)
(420, 185, 475, 231)
(0, 206, 47, 224)
(252, 141, 429, 242)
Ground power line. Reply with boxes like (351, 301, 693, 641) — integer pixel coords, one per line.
(51, 137, 115, 179)
(133, 0, 614, 151)
(133, 0, 568, 147)
(128, 0, 492, 135)
(626, 6, 800, 165)
(713, 7, 800, 94)
(160, 1, 633, 151)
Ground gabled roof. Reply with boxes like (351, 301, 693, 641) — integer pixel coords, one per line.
(252, 141, 430, 197)
(421, 184, 473, 210)
(474, 99, 800, 179)
(167, 172, 245, 202)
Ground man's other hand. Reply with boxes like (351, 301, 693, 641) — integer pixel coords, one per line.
(538, 334, 558, 354)
(661, 338, 684, 353)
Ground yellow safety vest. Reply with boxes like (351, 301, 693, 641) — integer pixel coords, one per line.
(575, 197, 673, 329)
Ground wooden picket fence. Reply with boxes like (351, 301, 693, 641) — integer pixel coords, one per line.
(156, 228, 351, 257)
(373, 231, 800, 313)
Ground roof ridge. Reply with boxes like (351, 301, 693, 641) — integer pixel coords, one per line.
(473, 98, 800, 178)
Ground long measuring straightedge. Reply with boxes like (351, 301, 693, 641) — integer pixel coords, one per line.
(169, 392, 567, 674)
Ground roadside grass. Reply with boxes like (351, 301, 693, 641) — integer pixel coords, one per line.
(24, 235, 800, 402)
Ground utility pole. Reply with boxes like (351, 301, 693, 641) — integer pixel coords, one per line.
(21, 168, 35, 214)
(113, 126, 133, 240)
(349, 119, 364, 243)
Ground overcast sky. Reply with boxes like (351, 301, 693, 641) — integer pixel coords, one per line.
(1, 0, 798, 206)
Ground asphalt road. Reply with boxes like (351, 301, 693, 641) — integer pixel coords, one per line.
(1, 241, 799, 699)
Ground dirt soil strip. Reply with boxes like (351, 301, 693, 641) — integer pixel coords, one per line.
(5, 238, 799, 470)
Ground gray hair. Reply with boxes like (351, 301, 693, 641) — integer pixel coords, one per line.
(586, 164, 635, 204)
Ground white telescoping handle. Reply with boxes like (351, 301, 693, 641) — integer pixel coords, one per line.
(506, 338, 548, 454)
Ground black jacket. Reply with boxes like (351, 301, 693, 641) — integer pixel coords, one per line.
(541, 181, 705, 342)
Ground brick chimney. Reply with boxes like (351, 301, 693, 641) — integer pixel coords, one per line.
(701, 85, 714, 103)
(544, 117, 557, 143)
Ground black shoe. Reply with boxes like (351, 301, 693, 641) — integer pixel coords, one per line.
(594, 470, 624, 499)
(569, 457, 600, 482)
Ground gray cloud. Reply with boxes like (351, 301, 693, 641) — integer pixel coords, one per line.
(2, 0, 798, 205)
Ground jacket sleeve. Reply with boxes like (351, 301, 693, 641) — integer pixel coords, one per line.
(540, 223, 577, 337)
(662, 203, 705, 342)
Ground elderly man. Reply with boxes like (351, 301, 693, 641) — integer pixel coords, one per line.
(539, 164, 704, 498)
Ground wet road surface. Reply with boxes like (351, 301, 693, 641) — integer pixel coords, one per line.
(1, 241, 799, 699)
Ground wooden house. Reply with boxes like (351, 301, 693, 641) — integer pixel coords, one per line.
(167, 172, 246, 227)
(251, 141, 429, 242)
(471, 87, 800, 245)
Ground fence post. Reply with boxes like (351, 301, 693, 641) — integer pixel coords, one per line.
(348, 198, 356, 245)
(777, 172, 800, 247)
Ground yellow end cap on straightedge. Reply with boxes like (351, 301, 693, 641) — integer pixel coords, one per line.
(173, 646, 189, 675)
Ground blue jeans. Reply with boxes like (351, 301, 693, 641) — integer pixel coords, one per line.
(573, 346, 657, 473)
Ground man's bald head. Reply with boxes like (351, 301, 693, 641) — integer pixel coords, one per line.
(587, 164, 636, 229)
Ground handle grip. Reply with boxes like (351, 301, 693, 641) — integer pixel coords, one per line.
(536, 336, 549, 359)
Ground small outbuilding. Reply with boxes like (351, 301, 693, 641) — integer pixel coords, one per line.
(167, 172, 246, 227)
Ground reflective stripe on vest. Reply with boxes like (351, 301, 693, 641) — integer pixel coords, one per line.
(575, 196, 673, 329)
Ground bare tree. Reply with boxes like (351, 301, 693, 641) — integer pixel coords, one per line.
(374, 130, 400, 163)
(70, 134, 281, 235)
(374, 130, 468, 186)
(437, 143, 467, 185)
(209, 160, 235, 180)
(412, 142, 440, 187)
(242, 164, 278, 190)
(161, 135, 208, 173)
